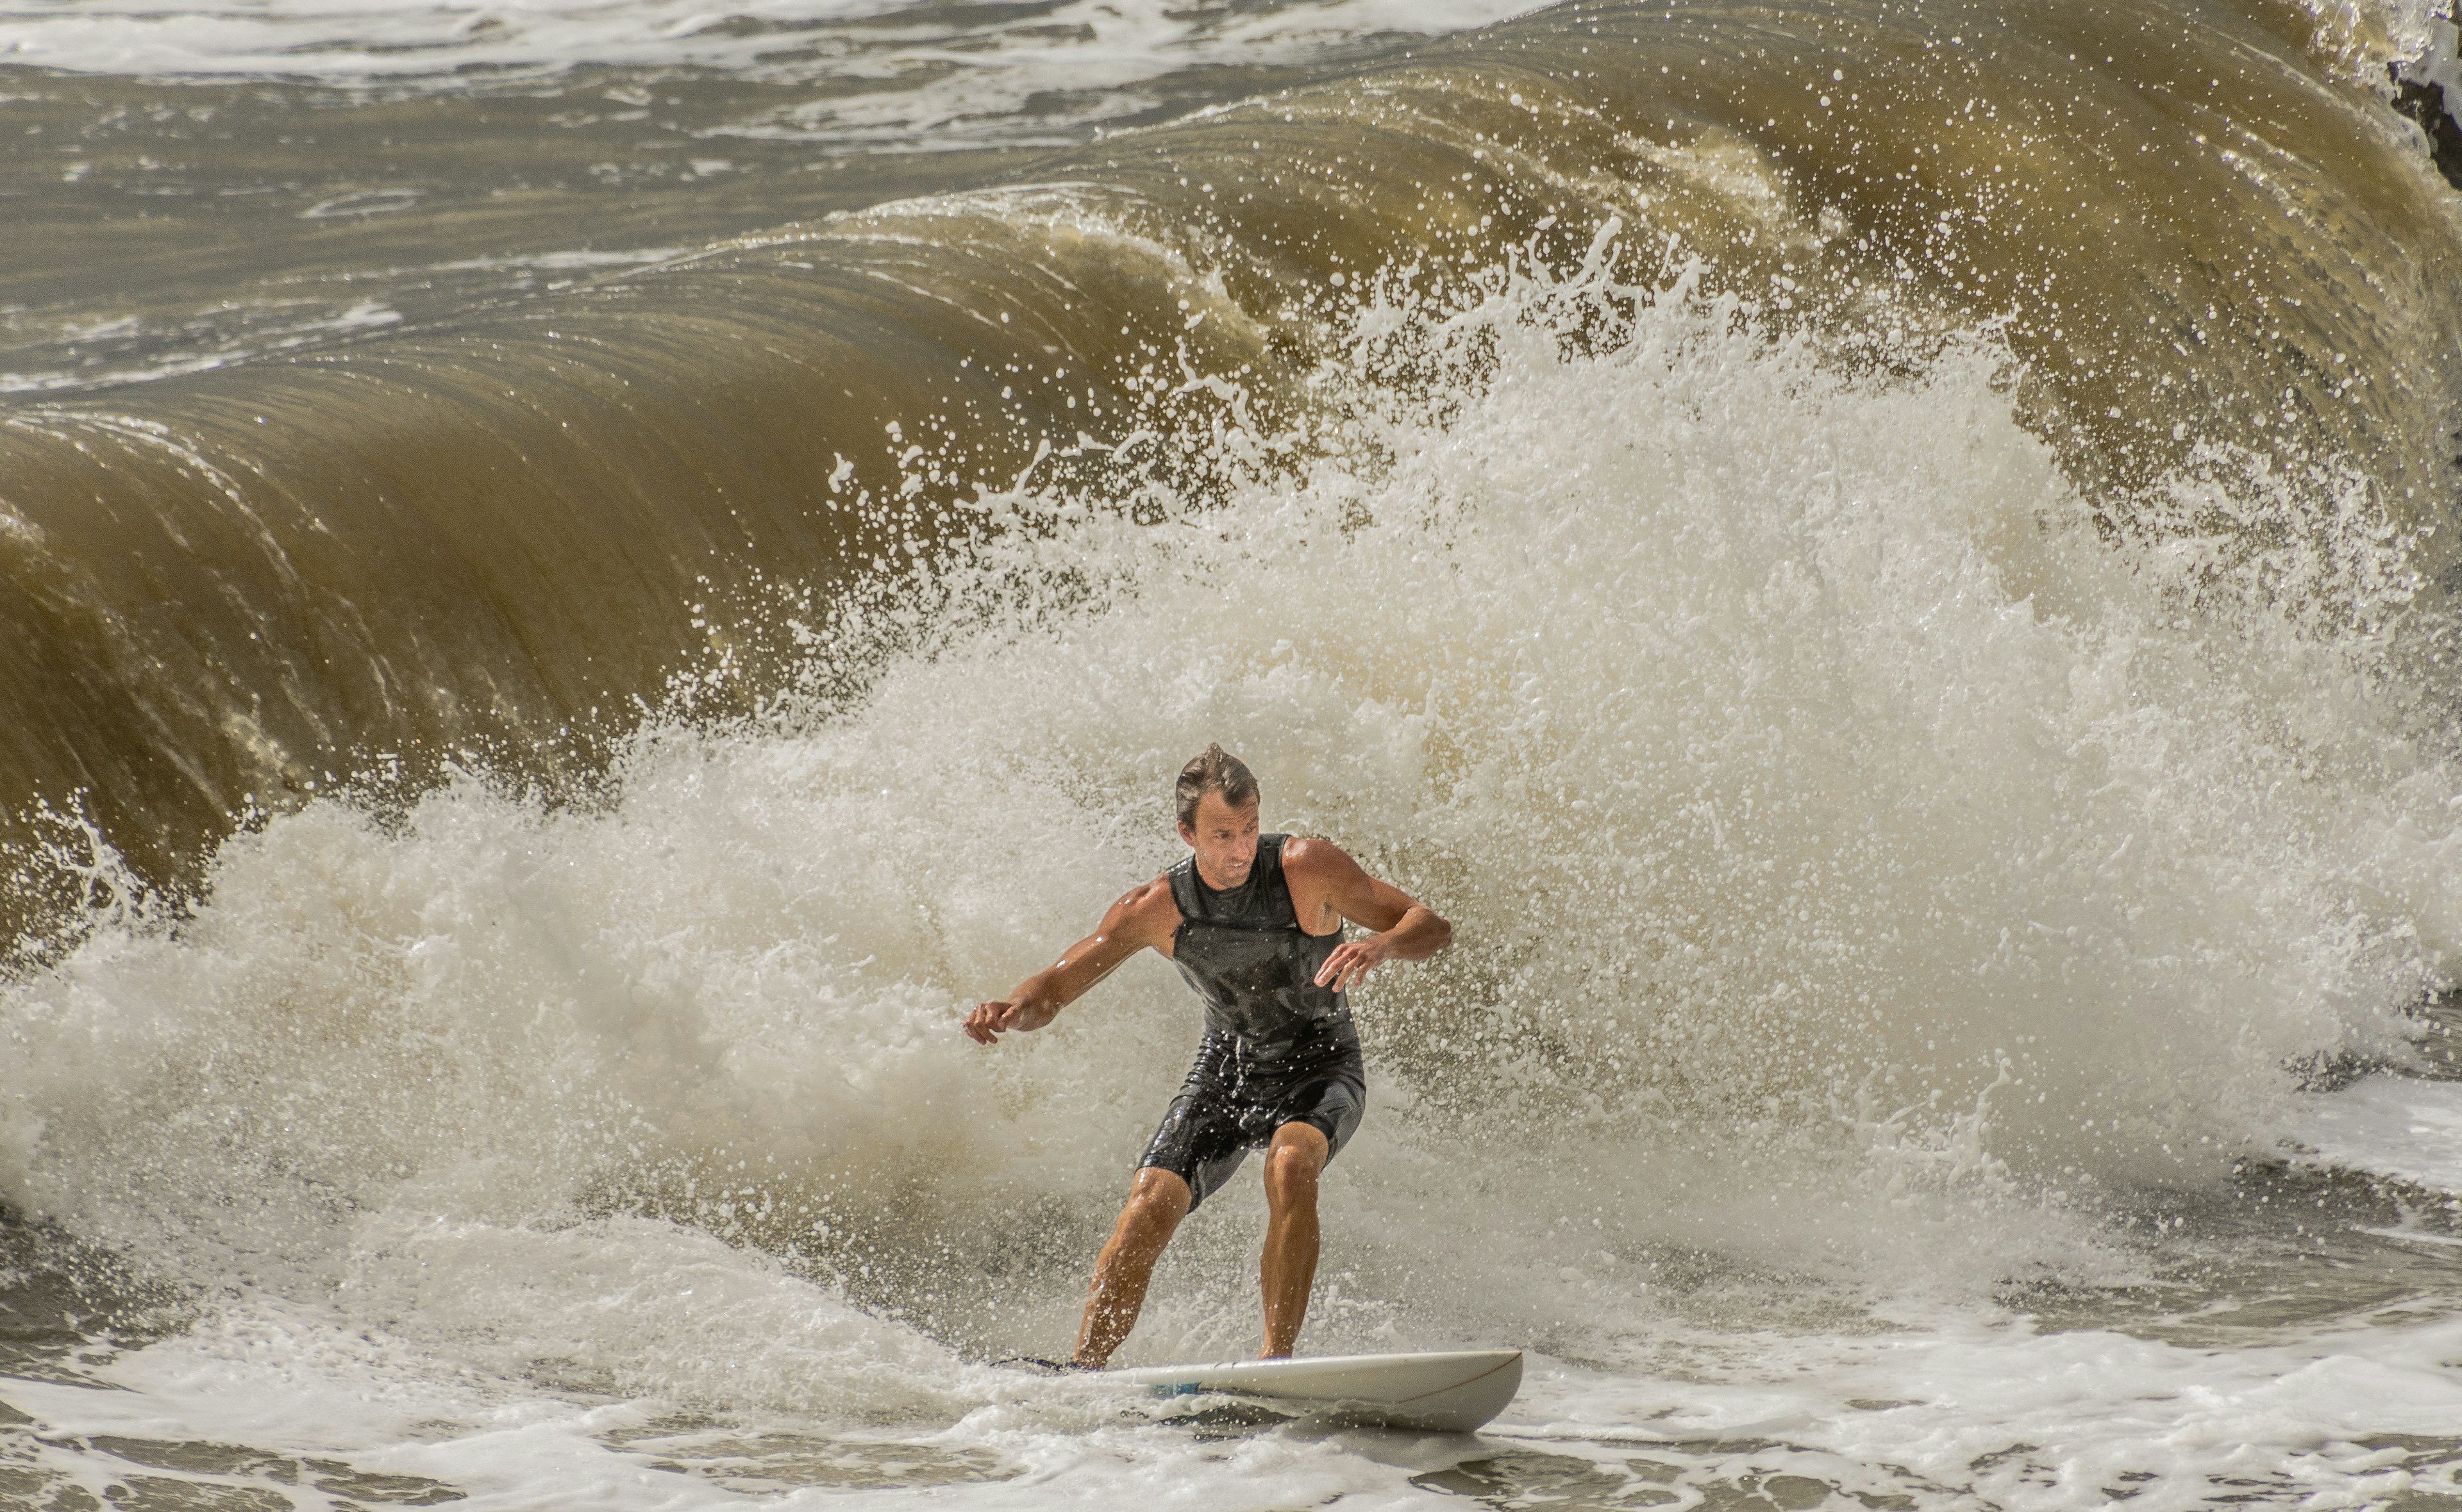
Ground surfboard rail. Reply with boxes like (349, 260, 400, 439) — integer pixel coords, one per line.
(1113, 1348, 1523, 1433)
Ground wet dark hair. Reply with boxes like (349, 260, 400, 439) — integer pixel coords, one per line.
(1175, 744, 1259, 829)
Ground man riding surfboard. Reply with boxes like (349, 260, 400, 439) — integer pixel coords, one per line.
(964, 745, 1453, 1367)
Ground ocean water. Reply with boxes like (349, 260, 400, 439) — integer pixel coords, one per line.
(5, 0, 2462, 1507)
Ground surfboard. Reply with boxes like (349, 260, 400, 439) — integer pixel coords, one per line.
(1114, 1349, 1523, 1433)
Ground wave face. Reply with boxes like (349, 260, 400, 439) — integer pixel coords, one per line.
(4, 0, 2462, 1505)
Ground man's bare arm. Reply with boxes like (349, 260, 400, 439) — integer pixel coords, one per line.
(1280, 838, 1452, 993)
(964, 878, 1179, 1044)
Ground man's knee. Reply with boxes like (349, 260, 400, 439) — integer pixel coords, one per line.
(1123, 1166, 1193, 1229)
(1262, 1125, 1328, 1202)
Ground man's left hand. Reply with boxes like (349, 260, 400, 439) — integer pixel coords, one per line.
(1312, 935, 1394, 993)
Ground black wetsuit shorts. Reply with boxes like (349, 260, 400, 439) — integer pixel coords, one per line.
(1137, 1015, 1365, 1211)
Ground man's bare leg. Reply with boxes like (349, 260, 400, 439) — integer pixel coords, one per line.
(1073, 1167, 1193, 1368)
(1259, 1122, 1330, 1359)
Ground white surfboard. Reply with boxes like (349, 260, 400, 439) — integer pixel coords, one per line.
(1114, 1349, 1523, 1433)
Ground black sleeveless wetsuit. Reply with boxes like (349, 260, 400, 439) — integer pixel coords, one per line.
(1137, 834, 1367, 1210)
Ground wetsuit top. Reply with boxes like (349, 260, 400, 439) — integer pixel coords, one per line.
(1167, 833, 1346, 1045)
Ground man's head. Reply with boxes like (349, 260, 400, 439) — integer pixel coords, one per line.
(1176, 744, 1260, 888)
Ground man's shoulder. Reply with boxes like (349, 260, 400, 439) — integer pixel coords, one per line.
(1109, 873, 1183, 929)
(1120, 871, 1178, 903)
(1275, 835, 1358, 879)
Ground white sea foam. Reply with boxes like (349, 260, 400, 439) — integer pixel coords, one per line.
(7, 1299, 2461, 1508)
(3, 247, 2459, 1504)
(2284, 1075, 2462, 1193)
(0, 0, 1543, 147)
(0, 297, 401, 394)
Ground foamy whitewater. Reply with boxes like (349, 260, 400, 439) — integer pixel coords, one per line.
(4, 0, 2462, 1506)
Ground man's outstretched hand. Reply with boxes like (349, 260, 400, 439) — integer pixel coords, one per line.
(964, 997, 1059, 1045)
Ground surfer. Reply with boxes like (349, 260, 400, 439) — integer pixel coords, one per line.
(964, 745, 1453, 1367)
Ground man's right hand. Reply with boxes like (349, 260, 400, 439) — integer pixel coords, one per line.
(964, 997, 1059, 1045)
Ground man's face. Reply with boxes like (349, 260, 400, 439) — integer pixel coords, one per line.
(1180, 792, 1260, 889)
